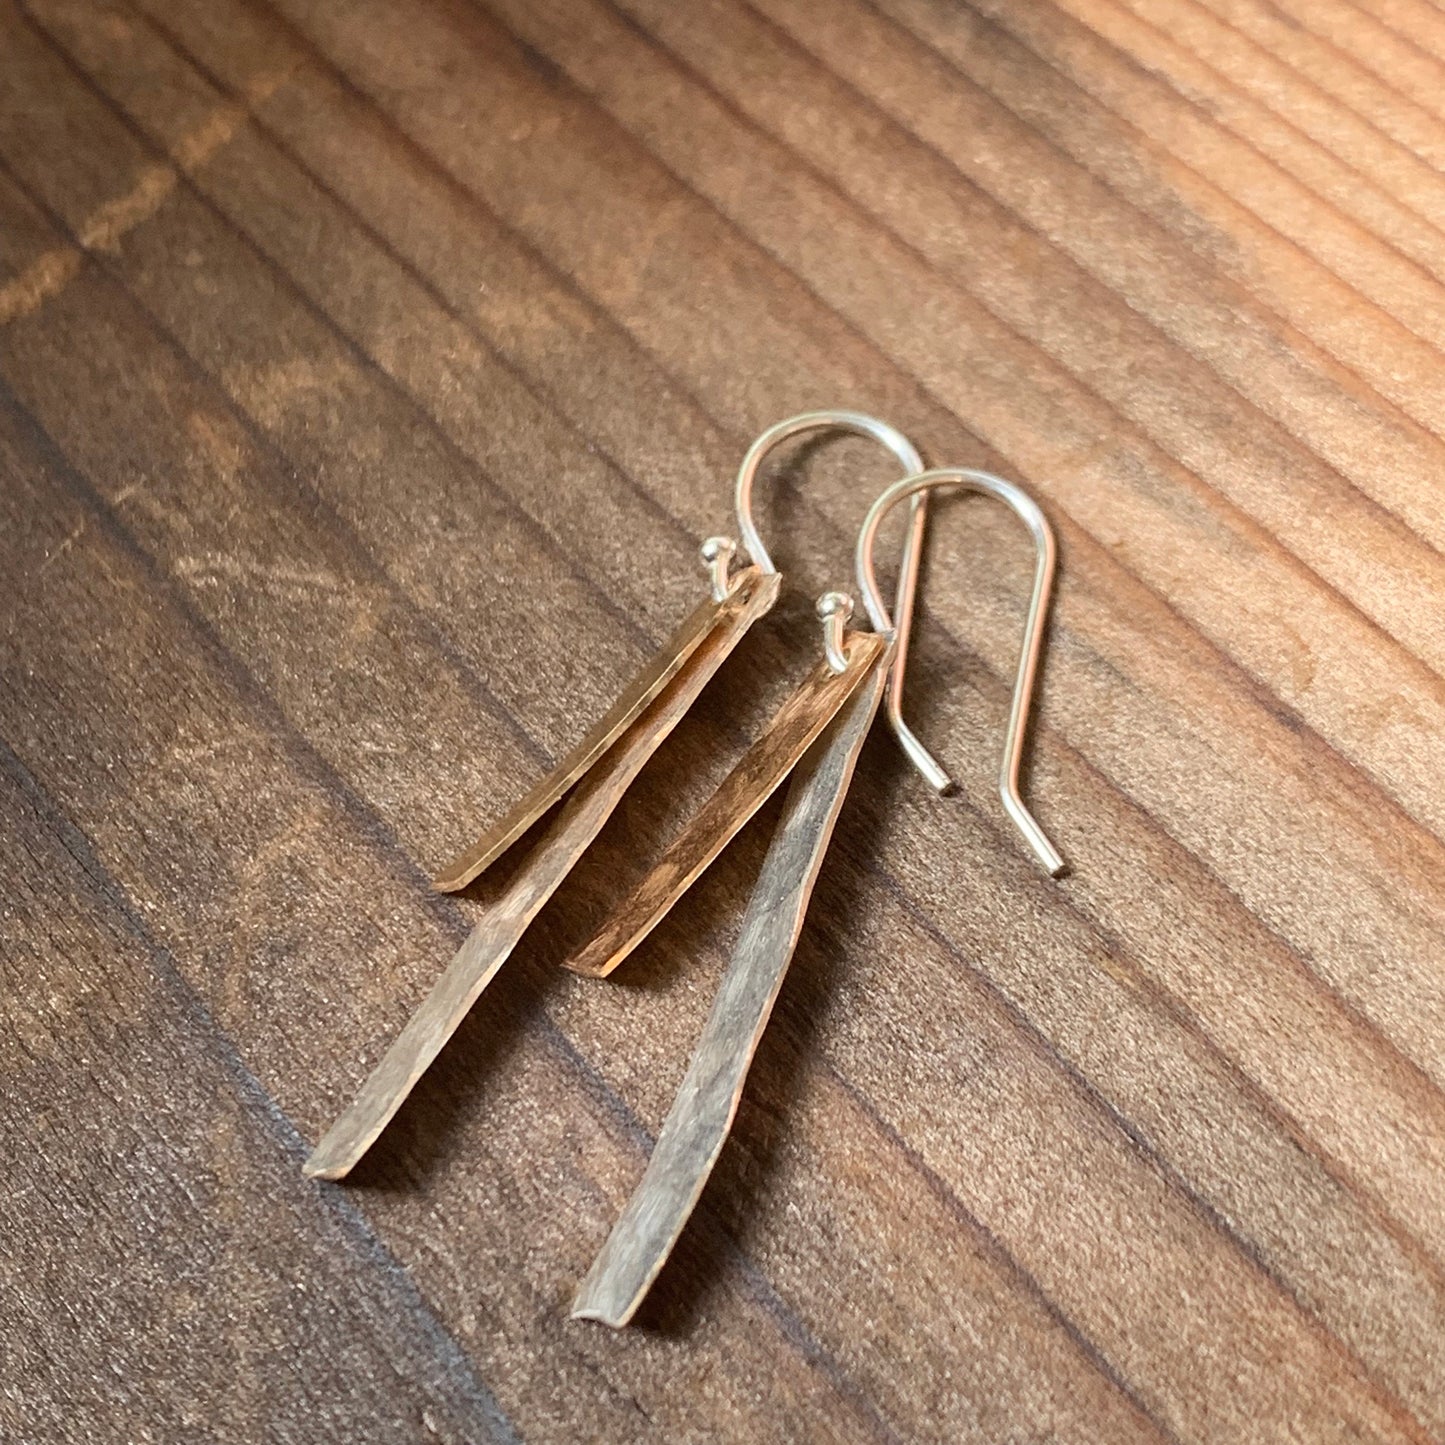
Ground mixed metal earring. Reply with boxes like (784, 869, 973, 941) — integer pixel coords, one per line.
(305, 412, 930, 1181)
(571, 466, 1066, 1327)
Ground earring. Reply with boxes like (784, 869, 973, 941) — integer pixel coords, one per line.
(563, 409, 943, 978)
(571, 467, 1065, 1328)
(304, 411, 930, 1182)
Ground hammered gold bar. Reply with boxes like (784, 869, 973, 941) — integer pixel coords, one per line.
(571, 645, 892, 1327)
(305, 571, 781, 1181)
(433, 570, 771, 894)
(565, 631, 887, 979)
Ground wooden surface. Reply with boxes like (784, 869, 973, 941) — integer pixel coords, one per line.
(1, 0, 1442, 1439)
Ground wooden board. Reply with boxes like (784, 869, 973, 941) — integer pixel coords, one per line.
(1, 0, 1442, 1437)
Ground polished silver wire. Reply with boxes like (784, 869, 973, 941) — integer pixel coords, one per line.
(815, 591, 855, 674)
(855, 468, 1065, 878)
(731, 410, 932, 764)
(698, 535, 739, 604)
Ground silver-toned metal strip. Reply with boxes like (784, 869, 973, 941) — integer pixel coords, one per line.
(571, 644, 893, 1327)
(304, 572, 781, 1181)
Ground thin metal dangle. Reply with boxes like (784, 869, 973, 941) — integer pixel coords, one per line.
(556, 416, 936, 981)
(433, 537, 750, 893)
(304, 572, 777, 1181)
(571, 631, 894, 1326)
(436, 410, 928, 893)
(565, 603, 886, 979)
(306, 412, 928, 1181)
(572, 465, 1066, 1326)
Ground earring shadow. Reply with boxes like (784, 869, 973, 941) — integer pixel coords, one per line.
(336, 903, 571, 1195)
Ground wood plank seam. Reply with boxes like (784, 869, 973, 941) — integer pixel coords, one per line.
(11, 2, 1445, 1421)
(0, 733, 526, 1445)
(858, 0, 1445, 551)
(534, 0, 1445, 699)
(18, 0, 1445, 1287)
(0, 379, 956, 1443)
(759, 0, 1445, 565)
(957, 0, 1445, 411)
(138, 0, 1445, 866)
(447, 0, 1445, 853)
(0, 208, 1426, 1436)
(1084, 0, 1445, 269)
(83, 0, 1445, 909)
(0, 275, 1207, 1437)
(22, 0, 1445, 1184)
(5, 0, 1439, 1427)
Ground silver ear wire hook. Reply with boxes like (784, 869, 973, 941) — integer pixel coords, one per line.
(732, 407, 930, 725)
(855, 468, 1065, 878)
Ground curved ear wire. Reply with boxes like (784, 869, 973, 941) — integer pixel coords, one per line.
(855, 468, 1065, 878)
(733, 409, 924, 575)
(730, 409, 932, 774)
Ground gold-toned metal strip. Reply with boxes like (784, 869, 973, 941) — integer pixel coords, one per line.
(571, 645, 893, 1327)
(305, 571, 781, 1181)
(433, 568, 771, 894)
(565, 631, 887, 979)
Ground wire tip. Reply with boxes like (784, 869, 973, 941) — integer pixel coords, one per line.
(569, 1298, 628, 1329)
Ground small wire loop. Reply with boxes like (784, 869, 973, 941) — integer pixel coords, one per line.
(698, 536, 739, 603)
(855, 468, 1066, 878)
(815, 591, 854, 674)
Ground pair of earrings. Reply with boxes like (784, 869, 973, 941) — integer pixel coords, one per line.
(305, 410, 1065, 1329)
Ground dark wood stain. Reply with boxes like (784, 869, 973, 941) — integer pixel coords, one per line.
(2, 0, 1443, 1437)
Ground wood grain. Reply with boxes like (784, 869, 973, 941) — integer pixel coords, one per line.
(2, 0, 1443, 1437)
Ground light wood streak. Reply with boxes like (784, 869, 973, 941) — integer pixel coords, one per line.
(432, 571, 768, 892)
(305, 570, 781, 1179)
(10, 0, 1445, 1430)
(572, 647, 892, 1327)
(565, 630, 886, 978)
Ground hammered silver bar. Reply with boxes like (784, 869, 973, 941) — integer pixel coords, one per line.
(571, 642, 893, 1327)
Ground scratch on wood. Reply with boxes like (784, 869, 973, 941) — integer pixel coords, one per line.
(79, 163, 179, 252)
(37, 515, 88, 575)
(174, 553, 344, 594)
